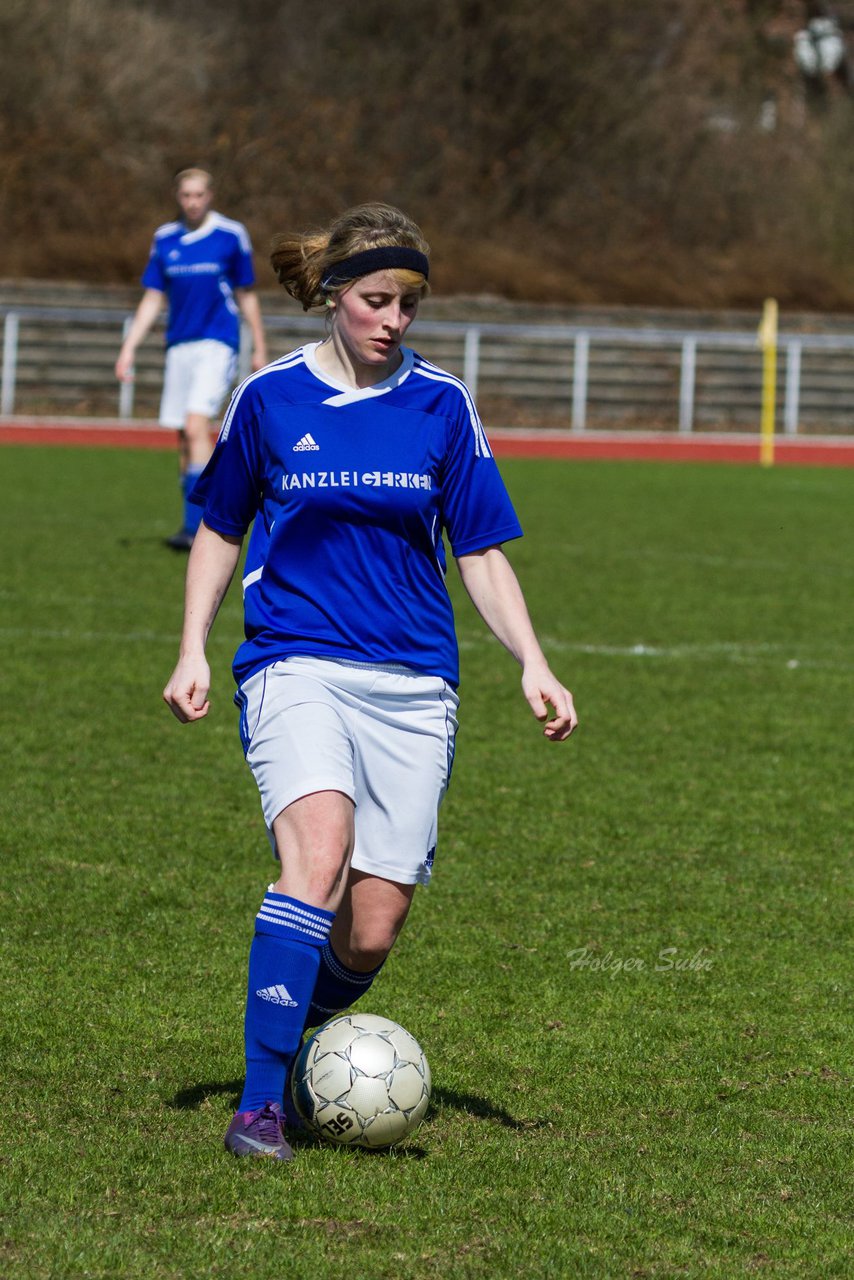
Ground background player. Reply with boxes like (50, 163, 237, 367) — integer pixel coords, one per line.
(116, 168, 267, 549)
(162, 202, 578, 1159)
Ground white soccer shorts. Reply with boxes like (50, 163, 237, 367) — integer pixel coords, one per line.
(236, 656, 460, 886)
(158, 339, 236, 428)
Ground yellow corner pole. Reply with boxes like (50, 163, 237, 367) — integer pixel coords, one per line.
(758, 298, 778, 467)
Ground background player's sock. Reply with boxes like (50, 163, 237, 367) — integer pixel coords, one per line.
(238, 891, 334, 1114)
(304, 940, 384, 1031)
(181, 464, 205, 535)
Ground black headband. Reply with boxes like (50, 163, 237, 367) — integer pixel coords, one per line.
(320, 246, 429, 290)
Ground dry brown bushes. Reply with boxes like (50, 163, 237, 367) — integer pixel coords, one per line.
(3, 0, 854, 307)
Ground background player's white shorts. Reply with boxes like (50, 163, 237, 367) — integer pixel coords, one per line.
(236, 656, 460, 886)
(159, 339, 236, 428)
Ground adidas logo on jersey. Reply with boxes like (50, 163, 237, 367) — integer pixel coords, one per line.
(256, 984, 298, 1007)
(293, 433, 320, 451)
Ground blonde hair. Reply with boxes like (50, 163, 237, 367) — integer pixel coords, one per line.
(173, 168, 213, 193)
(270, 203, 430, 311)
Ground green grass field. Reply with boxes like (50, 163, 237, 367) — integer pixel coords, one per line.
(1, 447, 851, 1279)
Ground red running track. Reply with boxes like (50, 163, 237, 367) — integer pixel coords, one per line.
(2, 418, 854, 466)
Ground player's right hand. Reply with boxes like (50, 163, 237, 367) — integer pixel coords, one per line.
(163, 656, 211, 723)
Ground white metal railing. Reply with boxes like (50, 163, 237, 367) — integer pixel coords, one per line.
(3, 304, 854, 433)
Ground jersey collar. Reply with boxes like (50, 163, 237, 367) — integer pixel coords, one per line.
(303, 342, 414, 401)
(180, 213, 216, 244)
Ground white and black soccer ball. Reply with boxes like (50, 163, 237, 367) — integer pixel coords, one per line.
(291, 1012, 431, 1148)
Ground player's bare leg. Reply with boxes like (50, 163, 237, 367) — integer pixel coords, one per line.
(271, 790, 356, 911)
(182, 412, 216, 470)
(330, 870, 415, 972)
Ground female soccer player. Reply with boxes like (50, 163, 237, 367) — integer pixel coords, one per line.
(116, 168, 267, 549)
(163, 203, 578, 1159)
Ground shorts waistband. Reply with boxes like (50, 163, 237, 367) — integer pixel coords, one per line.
(284, 655, 425, 677)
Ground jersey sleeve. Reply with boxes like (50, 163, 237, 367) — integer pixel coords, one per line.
(192, 383, 263, 536)
(440, 392, 523, 556)
(140, 239, 166, 292)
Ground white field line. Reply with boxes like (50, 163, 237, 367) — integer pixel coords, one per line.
(0, 626, 178, 644)
(460, 635, 853, 671)
(0, 627, 849, 671)
(550, 543, 854, 578)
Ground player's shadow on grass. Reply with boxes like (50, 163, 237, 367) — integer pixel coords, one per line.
(169, 1081, 542, 1133)
(117, 535, 178, 549)
(169, 1079, 244, 1111)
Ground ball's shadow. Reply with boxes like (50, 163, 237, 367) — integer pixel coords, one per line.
(430, 1084, 549, 1131)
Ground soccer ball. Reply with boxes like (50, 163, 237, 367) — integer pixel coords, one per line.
(291, 1012, 431, 1148)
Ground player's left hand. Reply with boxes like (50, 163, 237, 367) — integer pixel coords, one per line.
(521, 664, 578, 741)
(114, 352, 135, 382)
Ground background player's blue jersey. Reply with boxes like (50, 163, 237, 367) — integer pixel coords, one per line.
(142, 213, 256, 350)
(194, 343, 524, 688)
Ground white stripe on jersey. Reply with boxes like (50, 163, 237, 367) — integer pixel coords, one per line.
(219, 347, 308, 441)
(153, 212, 253, 253)
(220, 279, 239, 316)
(208, 211, 253, 255)
(322, 384, 393, 408)
(412, 356, 493, 458)
(153, 220, 182, 240)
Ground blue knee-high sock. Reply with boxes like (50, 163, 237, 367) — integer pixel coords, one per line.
(238, 891, 334, 1114)
(304, 941, 384, 1031)
(181, 465, 205, 535)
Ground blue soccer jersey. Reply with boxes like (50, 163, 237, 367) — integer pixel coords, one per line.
(142, 212, 256, 350)
(194, 343, 524, 688)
